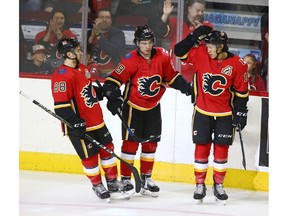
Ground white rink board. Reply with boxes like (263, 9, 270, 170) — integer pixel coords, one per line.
(19, 78, 268, 171)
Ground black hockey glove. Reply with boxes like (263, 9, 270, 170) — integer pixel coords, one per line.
(187, 25, 213, 44)
(232, 110, 248, 131)
(103, 81, 121, 101)
(69, 117, 86, 139)
(185, 82, 193, 96)
(187, 82, 196, 104)
(107, 98, 122, 116)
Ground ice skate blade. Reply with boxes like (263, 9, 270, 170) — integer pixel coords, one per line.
(140, 189, 159, 198)
(105, 198, 111, 203)
(215, 197, 227, 205)
(110, 190, 135, 200)
(194, 199, 203, 205)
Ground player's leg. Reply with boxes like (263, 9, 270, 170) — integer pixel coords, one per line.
(139, 105, 162, 197)
(192, 110, 213, 203)
(212, 116, 234, 203)
(69, 133, 110, 200)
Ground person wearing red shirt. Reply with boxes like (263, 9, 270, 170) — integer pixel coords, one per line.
(243, 54, 266, 92)
(174, 27, 249, 204)
(102, 25, 193, 197)
(51, 38, 130, 201)
(155, 0, 213, 82)
(35, 10, 77, 71)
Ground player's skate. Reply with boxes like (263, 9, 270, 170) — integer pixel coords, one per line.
(213, 183, 228, 205)
(121, 177, 134, 191)
(92, 183, 111, 203)
(107, 179, 134, 200)
(140, 174, 160, 198)
(193, 183, 207, 205)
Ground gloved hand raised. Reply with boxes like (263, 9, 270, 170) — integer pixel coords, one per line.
(232, 110, 248, 131)
(188, 25, 212, 44)
(69, 117, 86, 138)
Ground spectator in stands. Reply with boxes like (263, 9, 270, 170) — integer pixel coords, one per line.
(22, 44, 51, 74)
(155, 0, 213, 82)
(113, 0, 166, 46)
(88, 8, 125, 78)
(34, 9, 77, 71)
(243, 54, 266, 92)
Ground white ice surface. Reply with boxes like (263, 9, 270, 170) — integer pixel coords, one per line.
(19, 170, 268, 216)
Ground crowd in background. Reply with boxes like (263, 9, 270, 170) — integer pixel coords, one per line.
(19, 0, 268, 92)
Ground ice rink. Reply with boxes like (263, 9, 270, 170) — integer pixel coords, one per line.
(19, 170, 269, 216)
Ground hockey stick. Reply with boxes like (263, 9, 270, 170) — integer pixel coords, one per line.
(237, 125, 247, 170)
(94, 80, 160, 143)
(19, 91, 141, 193)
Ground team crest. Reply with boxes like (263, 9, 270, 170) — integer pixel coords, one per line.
(138, 75, 161, 97)
(202, 73, 226, 96)
(81, 82, 98, 107)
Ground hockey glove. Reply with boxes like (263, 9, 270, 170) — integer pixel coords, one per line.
(187, 25, 212, 44)
(103, 82, 121, 101)
(69, 117, 86, 138)
(107, 98, 122, 116)
(232, 110, 248, 131)
(185, 82, 194, 96)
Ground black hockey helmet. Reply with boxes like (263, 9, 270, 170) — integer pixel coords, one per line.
(57, 37, 80, 56)
(205, 30, 228, 52)
(133, 25, 155, 44)
(205, 30, 228, 45)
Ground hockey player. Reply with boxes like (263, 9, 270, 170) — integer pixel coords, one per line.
(174, 27, 249, 204)
(102, 25, 193, 197)
(51, 37, 130, 201)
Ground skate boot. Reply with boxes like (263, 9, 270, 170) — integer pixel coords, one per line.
(107, 179, 127, 192)
(121, 177, 134, 191)
(140, 174, 160, 198)
(92, 183, 111, 202)
(107, 179, 134, 200)
(193, 183, 207, 204)
(213, 183, 228, 205)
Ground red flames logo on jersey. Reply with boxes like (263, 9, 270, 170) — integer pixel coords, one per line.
(203, 73, 226, 96)
(81, 82, 98, 107)
(138, 75, 161, 97)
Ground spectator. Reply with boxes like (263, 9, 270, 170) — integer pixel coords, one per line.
(88, 8, 125, 78)
(156, 0, 213, 82)
(102, 25, 192, 197)
(243, 54, 266, 92)
(22, 44, 51, 74)
(34, 9, 77, 71)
